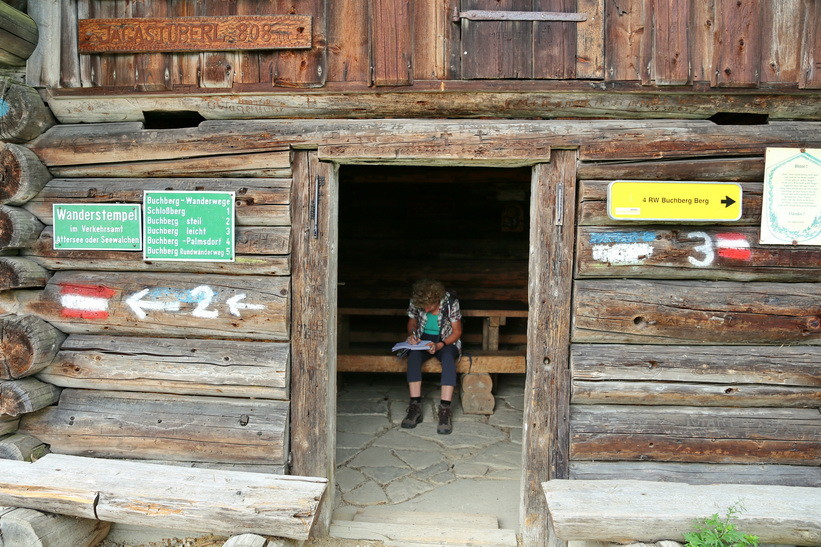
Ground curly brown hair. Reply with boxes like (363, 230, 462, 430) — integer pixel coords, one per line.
(410, 279, 446, 309)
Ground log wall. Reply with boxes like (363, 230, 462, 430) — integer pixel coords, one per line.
(570, 154, 821, 486)
(25, 0, 820, 90)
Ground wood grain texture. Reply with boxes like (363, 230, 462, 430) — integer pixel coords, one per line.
(461, 0, 532, 79)
(760, 0, 804, 85)
(327, 0, 369, 83)
(569, 461, 821, 487)
(576, 0, 604, 79)
(543, 479, 821, 545)
(39, 334, 289, 399)
(651, 0, 689, 85)
(12, 271, 290, 340)
(270, 0, 327, 88)
(0, 257, 49, 290)
(369, 0, 412, 86)
(0, 433, 49, 461)
(25, 0, 61, 87)
(0, 144, 51, 205)
(573, 279, 821, 345)
(20, 389, 290, 464)
(578, 156, 765, 182)
(0, 377, 61, 416)
(713, 0, 762, 87)
(521, 152, 577, 546)
(604, 0, 645, 81)
(533, 0, 577, 79)
(575, 226, 821, 281)
(288, 151, 337, 536)
(0, 454, 326, 540)
(800, 0, 820, 89)
(0, 315, 66, 380)
(0, 415, 19, 436)
(0, 205, 45, 249)
(0, 507, 110, 547)
(570, 405, 821, 464)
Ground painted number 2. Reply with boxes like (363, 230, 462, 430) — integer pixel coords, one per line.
(190, 285, 218, 318)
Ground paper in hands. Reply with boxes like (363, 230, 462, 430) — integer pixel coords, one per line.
(391, 340, 433, 352)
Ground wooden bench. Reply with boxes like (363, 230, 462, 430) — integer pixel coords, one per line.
(0, 454, 327, 541)
(542, 479, 821, 546)
(338, 305, 527, 414)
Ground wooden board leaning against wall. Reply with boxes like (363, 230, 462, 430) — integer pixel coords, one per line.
(0, 132, 294, 475)
(570, 155, 821, 487)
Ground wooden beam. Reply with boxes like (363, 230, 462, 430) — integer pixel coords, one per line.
(0, 205, 44, 249)
(0, 433, 49, 461)
(0, 257, 49, 290)
(0, 144, 51, 206)
(0, 507, 110, 547)
(521, 151, 577, 546)
(289, 151, 337, 537)
(39, 334, 289, 400)
(0, 79, 55, 143)
(337, 351, 526, 373)
(0, 2, 38, 66)
(0, 454, 327, 540)
(543, 479, 821, 545)
(0, 377, 60, 416)
(0, 315, 65, 380)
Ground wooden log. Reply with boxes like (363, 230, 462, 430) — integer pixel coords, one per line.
(23, 177, 290, 226)
(0, 143, 51, 205)
(570, 405, 821, 465)
(578, 157, 765, 182)
(0, 454, 326, 540)
(9, 271, 289, 341)
(0, 256, 49, 290)
(25, 0, 59, 88)
(38, 334, 288, 400)
(0, 79, 55, 142)
(20, 389, 290, 464)
(24, 227, 290, 276)
(0, 433, 49, 461)
(568, 461, 821, 487)
(0, 415, 18, 435)
(578, 180, 763, 226)
(576, 226, 821, 281)
(0, 2, 37, 66)
(460, 372, 495, 415)
(0, 315, 65, 380)
(0, 507, 111, 547)
(571, 344, 820, 387)
(122, 459, 285, 476)
(0, 205, 44, 249)
(572, 280, 821, 345)
(28, 120, 821, 168)
(0, 377, 60, 416)
(542, 479, 821, 545)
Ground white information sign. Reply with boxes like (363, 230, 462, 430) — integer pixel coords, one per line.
(760, 147, 821, 245)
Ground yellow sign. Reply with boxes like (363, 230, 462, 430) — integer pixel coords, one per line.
(607, 181, 743, 221)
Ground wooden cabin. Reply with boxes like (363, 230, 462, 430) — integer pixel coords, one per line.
(0, 0, 819, 545)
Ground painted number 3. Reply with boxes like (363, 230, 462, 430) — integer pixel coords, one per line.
(687, 231, 714, 267)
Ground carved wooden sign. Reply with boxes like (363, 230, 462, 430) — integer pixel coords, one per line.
(78, 15, 312, 53)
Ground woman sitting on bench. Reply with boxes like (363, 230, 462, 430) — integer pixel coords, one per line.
(401, 279, 463, 434)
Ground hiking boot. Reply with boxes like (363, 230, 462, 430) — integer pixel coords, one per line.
(401, 401, 423, 428)
(437, 404, 453, 434)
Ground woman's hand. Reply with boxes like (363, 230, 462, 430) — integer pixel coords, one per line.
(407, 334, 420, 344)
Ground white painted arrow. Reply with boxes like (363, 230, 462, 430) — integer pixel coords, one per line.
(126, 288, 182, 320)
(227, 294, 265, 317)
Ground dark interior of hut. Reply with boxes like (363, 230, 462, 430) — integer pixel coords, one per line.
(337, 165, 531, 356)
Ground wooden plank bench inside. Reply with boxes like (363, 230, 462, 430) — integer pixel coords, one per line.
(0, 453, 327, 541)
(338, 306, 527, 414)
(542, 479, 821, 546)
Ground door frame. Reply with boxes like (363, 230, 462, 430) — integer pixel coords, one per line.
(289, 149, 577, 545)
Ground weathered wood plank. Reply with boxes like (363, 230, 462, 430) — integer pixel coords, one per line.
(0, 433, 49, 461)
(578, 157, 765, 182)
(0, 205, 44, 249)
(289, 151, 336, 536)
(7, 271, 289, 340)
(39, 334, 288, 399)
(713, 0, 762, 87)
(604, 0, 644, 81)
(569, 461, 821, 487)
(760, 0, 804, 85)
(571, 344, 820, 386)
(0, 454, 326, 540)
(573, 279, 820, 344)
(0, 377, 61, 416)
(0, 143, 52, 205)
(24, 228, 290, 276)
(24, 177, 290, 227)
(270, 0, 326, 88)
(651, 0, 689, 85)
(533, 0, 577, 79)
(0, 507, 110, 547)
(691, 0, 715, 83)
(543, 479, 821, 545)
(412, 0, 453, 80)
(327, 0, 369, 82)
(370, 0, 413, 86)
(578, 180, 763, 226)
(28, 120, 821, 168)
(576, 226, 821, 281)
(0, 315, 65, 380)
(570, 406, 821, 465)
(0, 415, 19, 435)
(25, 0, 60, 87)
(20, 389, 289, 464)
(800, 0, 820, 89)
(461, 0, 532, 79)
(0, 257, 50, 290)
(0, 2, 37, 65)
(133, 0, 172, 90)
(575, 0, 604, 79)
(59, 0, 81, 88)
(522, 153, 577, 546)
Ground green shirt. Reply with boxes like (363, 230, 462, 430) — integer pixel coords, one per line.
(423, 312, 440, 335)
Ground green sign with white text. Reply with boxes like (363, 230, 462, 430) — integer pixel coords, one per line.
(52, 204, 142, 250)
(143, 191, 235, 261)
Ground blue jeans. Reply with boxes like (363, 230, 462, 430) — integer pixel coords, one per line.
(407, 333, 459, 386)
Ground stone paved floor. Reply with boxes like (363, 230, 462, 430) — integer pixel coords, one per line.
(334, 372, 525, 530)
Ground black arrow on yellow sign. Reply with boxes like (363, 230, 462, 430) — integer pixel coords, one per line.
(721, 196, 736, 207)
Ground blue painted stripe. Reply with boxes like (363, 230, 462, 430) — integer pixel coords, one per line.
(0, 99, 9, 118)
(589, 231, 656, 244)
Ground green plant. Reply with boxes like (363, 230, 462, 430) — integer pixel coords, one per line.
(684, 502, 759, 547)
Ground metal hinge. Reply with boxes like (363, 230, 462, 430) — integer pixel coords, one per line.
(453, 10, 587, 23)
